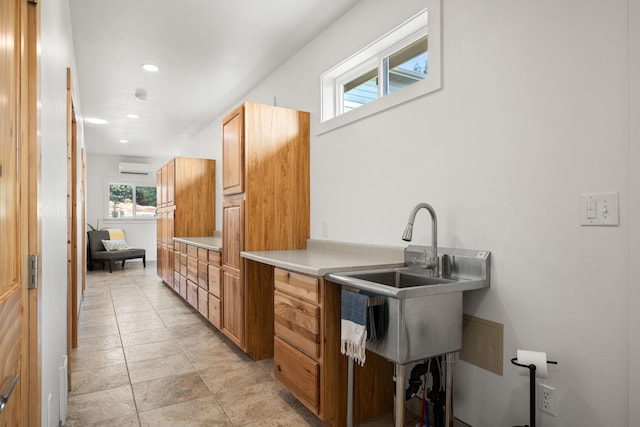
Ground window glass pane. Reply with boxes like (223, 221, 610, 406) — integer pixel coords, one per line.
(109, 184, 133, 218)
(343, 70, 378, 113)
(135, 186, 157, 218)
(388, 36, 428, 94)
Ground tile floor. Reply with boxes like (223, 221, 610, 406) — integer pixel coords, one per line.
(68, 261, 459, 427)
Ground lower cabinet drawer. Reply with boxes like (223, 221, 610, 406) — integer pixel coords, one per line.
(198, 287, 208, 317)
(274, 291, 320, 358)
(179, 253, 187, 277)
(187, 280, 198, 308)
(173, 271, 181, 291)
(208, 294, 221, 329)
(274, 336, 319, 414)
(208, 264, 221, 297)
(179, 275, 187, 299)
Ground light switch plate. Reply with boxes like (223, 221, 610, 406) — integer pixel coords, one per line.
(580, 192, 619, 226)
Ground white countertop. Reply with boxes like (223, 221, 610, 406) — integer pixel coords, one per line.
(173, 235, 222, 252)
(241, 239, 405, 276)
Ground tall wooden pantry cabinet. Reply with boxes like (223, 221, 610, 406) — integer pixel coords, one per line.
(221, 102, 310, 360)
(156, 157, 216, 285)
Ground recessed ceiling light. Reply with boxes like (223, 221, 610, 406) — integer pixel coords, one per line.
(126, 114, 139, 119)
(85, 117, 108, 125)
(142, 63, 159, 72)
(119, 139, 129, 144)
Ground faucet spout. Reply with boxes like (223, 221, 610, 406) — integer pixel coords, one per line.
(402, 202, 438, 274)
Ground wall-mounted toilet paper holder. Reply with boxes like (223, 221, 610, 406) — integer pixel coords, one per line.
(510, 356, 558, 427)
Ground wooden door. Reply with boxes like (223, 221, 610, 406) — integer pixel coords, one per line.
(1, 0, 32, 424)
(222, 199, 244, 269)
(222, 105, 244, 195)
(221, 199, 244, 347)
(222, 268, 244, 348)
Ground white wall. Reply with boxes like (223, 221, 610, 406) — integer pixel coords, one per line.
(184, 0, 634, 425)
(180, 122, 222, 231)
(85, 153, 167, 261)
(40, 0, 81, 424)
(629, 0, 639, 425)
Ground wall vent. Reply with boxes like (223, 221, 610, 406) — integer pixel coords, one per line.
(118, 162, 151, 175)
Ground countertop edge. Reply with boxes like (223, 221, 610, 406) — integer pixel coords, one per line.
(174, 236, 222, 252)
(242, 240, 405, 277)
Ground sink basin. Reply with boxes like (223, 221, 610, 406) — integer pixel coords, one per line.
(347, 269, 455, 288)
(325, 246, 491, 364)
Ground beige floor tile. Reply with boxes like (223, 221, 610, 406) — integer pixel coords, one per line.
(75, 334, 122, 353)
(121, 327, 173, 347)
(131, 372, 211, 412)
(241, 405, 325, 427)
(114, 303, 156, 314)
(70, 363, 130, 395)
(138, 396, 231, 427)
(158, 312, 206, 328)
(128, 353, 195, 384)
(75, 414, 141, 427)
(78, 315, 118, 328)
(71, 347, 125, 371)
(119, 317, 167, 333)
(116, 310, 161, 323)
(170, 322, 220, 343)
(66, 385, 136, 426)
(124, 339, 183, 363)
(215, 380, 302, 425)
(197, 359, 273, 394)
(78, 323, 121, 339)
(183, 343, 247, 366)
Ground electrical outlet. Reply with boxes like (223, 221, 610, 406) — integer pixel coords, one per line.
(538, 383, 557, 416)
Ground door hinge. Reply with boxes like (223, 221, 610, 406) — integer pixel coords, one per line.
(28, 254, 39, 289)
(27, 0, 38, 4)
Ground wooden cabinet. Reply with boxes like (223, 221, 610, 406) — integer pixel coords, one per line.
(220, 102, 310, 360)
(173, 241, 223, 331)
(222, 106, 244, 195)
(156, 157, 216, 285)
(273, 267, 394, 426)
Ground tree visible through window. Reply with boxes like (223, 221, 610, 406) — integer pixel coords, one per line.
(108, 184, 157, 218)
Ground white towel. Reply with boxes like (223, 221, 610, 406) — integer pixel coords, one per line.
(340, 290, 368, 366)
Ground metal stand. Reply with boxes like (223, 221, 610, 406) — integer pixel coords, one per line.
(347, 357, 354, 427)
(445, 353, 454, 427)
(510, 357, 558, 427)
(395, 364, 406, 427)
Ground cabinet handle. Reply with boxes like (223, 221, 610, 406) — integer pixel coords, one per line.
(0, 375, 19, 414)
(277, 365, 282, 372)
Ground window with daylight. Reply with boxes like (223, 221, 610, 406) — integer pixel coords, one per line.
(107, 183, 157, 219)
(319, 2, 441, 134)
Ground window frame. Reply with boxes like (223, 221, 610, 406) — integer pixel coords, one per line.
(103, 179, 157, 221)
(318, 3, 441, 134)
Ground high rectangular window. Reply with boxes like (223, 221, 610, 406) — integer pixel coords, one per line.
(319, 3, 441, 134)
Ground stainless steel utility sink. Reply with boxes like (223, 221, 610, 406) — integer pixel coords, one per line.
(347, 269, 455, 288)
(326, 246, 491, 365)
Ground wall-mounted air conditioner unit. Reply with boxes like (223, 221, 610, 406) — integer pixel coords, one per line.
(118, 162, 151, 175)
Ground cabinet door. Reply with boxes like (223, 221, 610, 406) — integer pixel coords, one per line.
(156, 169, 163, 207)
(222, 199, 244, 270)
(222, 105, 244, 195)
(166, 158, 175, 205)
(222, 267, 244, 348)
(161, 164, 168, 207)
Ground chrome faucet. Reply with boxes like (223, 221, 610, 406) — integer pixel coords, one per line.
(402, 202, 438, 275)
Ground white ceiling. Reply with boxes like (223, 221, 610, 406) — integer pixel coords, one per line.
(69, 0, 361, 159)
